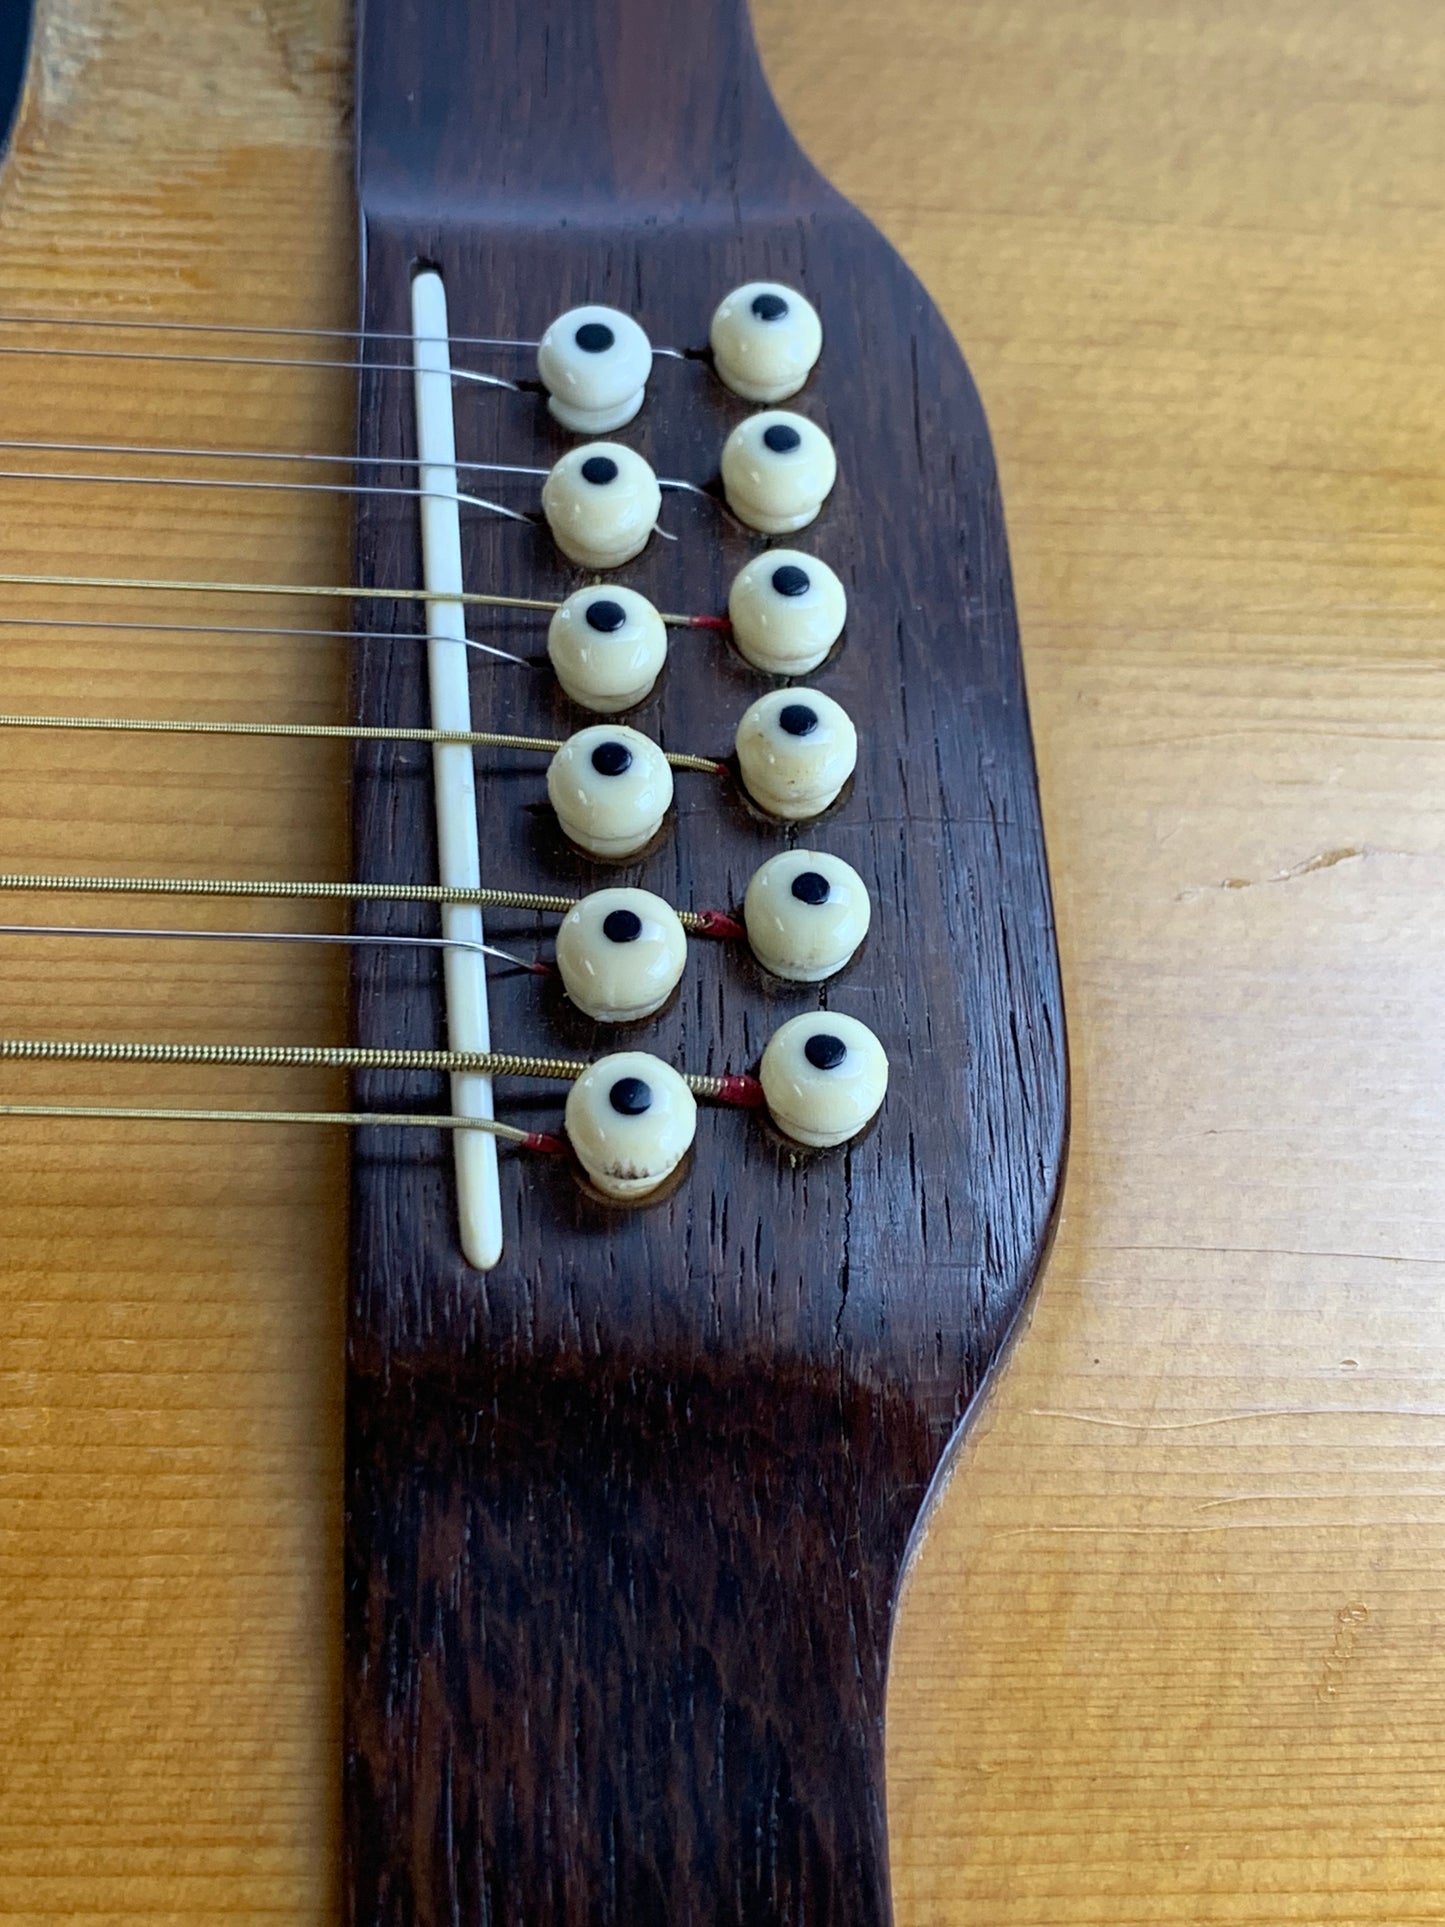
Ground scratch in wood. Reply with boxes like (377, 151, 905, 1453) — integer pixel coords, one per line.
(995, 1520, 1435, 1539)
(1091, 1241, 1435, 1265)
(1032, 1405, 1445, 1431)
(1197, 1493, 1445, 1510)
(1316, 1603, 1370, 1700)
(1176, 844, 1415, 899)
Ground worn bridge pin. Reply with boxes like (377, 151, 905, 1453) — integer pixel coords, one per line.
(537, 305, 653, 433)
(546, 723, 675, 858)
(743, 849, 870, 982)
(541, 442, 661, 569)
(719, 410, 836, 534)
(727, 548, 847, 675)
(547, 584, 668, 713)
(564, 1049, 698, 1199)
(733, 686, 857, 819)
(554, 887, 688, 1022)
(710, 282, 822, 402)
(758, 1011, 888, 1149)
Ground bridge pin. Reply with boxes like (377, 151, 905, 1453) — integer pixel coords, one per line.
(546, 724, 674, 858)
(547, 585, 668, 712)
(564, 1050, 698, 1198)
(743, 849, 870, 982)
(710, 282, 822, 403)
(759, 1012, 889, 1149)
(720, 410, 836, 534)
(537, 305, 652, 433)
(727, 549, 846, 675)
(541, 442, 661, 568)
(734, 687, 856, 819)
(555, 887, 687, 1022)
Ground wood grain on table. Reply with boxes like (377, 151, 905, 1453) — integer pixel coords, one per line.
(1, 0, 1442, 1920)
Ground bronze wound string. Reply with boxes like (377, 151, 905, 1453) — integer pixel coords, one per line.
(0, 1035, 758, 1103)
(0, 873, 745, 938)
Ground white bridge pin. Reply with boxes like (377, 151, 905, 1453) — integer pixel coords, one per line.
(537, 305, 653, 434)
(541, 442, 661, 569)
(547, 584, 668, 713)
(734, 687, 857, 820)
(727, 549, 846, 675)
(565, 1050, 698, 1199)
(759, 1012, 888, 1149)
(743, 849, 870, 982)
(710, 282, 823, 403)
(546, 723, 674, 858)
(554, 887, 688, 1023)
(720, 410, 836, 534)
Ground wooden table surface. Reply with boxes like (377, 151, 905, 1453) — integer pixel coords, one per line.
(1, 0, 1441, 1919)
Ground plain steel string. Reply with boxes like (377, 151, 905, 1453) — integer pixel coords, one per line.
(0, 920, 548, 972)
(0, 311, 691, 357)
(0, 1102, 563, 1145)
(0, 445, 724, 518)
(0, 569, 729, 633)
(0, 338, 524, 386)
(0, 613, 537, 669)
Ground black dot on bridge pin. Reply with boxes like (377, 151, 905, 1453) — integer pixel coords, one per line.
(591, 740, 633, 776)
(574, 321, 616, 353)
(602, 909, 643, 943)
(763, 423, 802, 455)
(609, 1076, 653, 1116)
(791, 870, 831, 906)
(771, 563, 810, 598)
(585, 598, 627, 634)
(751, 292, 790, 322)
(804, 1033, 847, 1072)
(581, 454, 619, 485)
(779, 703, 818, 738)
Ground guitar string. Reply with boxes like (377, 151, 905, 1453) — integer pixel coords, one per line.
(0, 1035, 762, 1106)
(0, 397, 734, 1013)
(0, 920, 549, 974)
(0, 452, 722, 510)
(0, 434, 684, 478)
(0, 311, 693, 358)
(0, 568, 732, 633)
(0, 462, 534, 522)
(0, 1101, 562, 1146)
(0, 873, 746, 939)
(0, 315, 743, 1145)
(0, 711, 729, 775)
(0, 339, 524, 387)
(0, 613, 537, 669)
(0, 447, 738, 551)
